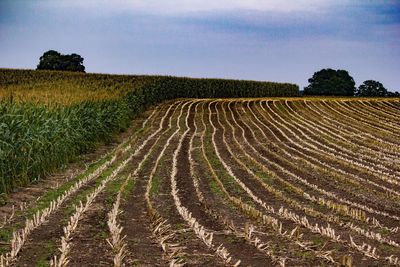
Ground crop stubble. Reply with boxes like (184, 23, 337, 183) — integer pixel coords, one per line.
(1, 98, 400, 267)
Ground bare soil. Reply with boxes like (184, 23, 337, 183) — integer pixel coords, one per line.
(4, 99, 400, 266)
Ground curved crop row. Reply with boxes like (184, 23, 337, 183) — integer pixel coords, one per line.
(2, 97, 399, 266)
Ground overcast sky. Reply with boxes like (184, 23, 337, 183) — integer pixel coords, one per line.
(1, 0, 399, 91)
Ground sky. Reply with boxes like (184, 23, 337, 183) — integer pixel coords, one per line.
(0, 0, 399, 91)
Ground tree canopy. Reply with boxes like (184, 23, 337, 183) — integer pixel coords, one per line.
(304, 68, 355, 96)
(356, 80, 387, 97)
(387, 91, 400, 97)
(37, 50, 85, 72)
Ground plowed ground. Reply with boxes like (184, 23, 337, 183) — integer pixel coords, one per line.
(1, 98, 400, 267)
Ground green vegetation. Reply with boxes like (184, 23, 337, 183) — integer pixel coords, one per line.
(0, 101, 132, 193)
(37, 50, 85, 73)
(0, 68, 298, 194)
(304, 68, 399, 97)
(356, 80, 388, 97)
(0, 69, 299, 105)
(304, 68, 356, 96)
(35, 240, 56, 267)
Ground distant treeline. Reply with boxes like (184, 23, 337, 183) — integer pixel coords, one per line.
(37, 50, 85, 72)
(0, 69, 298, 193)
(304, 68, 398, 97)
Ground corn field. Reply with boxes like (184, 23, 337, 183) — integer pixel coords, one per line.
(0, 69, 298, 194)
(0, 97, 399, 266)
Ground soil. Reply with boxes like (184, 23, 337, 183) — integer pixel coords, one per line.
(4, 98, 400, 267)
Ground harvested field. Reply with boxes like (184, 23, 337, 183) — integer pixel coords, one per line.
(1, 98, 400, 266)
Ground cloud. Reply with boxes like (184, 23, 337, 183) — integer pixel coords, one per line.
(42, 0, 342, 15)
(1, 0, 399, 91)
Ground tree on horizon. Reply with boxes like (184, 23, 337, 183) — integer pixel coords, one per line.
(304, 68, 356, 96)
(37, 50, 85, 72)
(356, 80, 387, 97)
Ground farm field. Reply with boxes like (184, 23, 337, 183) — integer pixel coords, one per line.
(1, 98, 400, 266)
(0, 69, 298, 194)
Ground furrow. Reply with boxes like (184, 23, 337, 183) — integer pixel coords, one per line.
(170, 100, 242, 266)
(224, 100, 400, 250)
(281, 100, 400, 174)
(266, 100, 400, 184)
(49, 102, 183, 266)
(298, 100, 400, 163)
(208, 101, 365, 265)
(338, 100, 400, 134)
(321, 100, 400, 146)
(208, 100, 400, 265)
(358, 101, 400, 123)
(304, 100, 400, 159)
(253, 100, 400, 221)
(242, 101, 400, 232)
(196, 101, 337, 266)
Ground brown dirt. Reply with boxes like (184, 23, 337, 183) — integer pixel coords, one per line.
(12, 158, 125, 266)
(67, 103, 180, 266)
(120, 172, 166, 266)
(150, 104, 224, 266)
(249, 101, 400, 205)
(191, 102, 322, 266)
(306, 100, 400, 158)
(66, 199, 114, 267)
(321, 101, 400, 145)
(120, 141, 172, 266)
(223, 101, 400, 254)
(7, 105, 164, 265)
(293, 101, 400, 177)
(171, 102, 274, 266)
(208, 101, 387, 265)
(4, 98, 400, 267)
(247, 101, 400, 221)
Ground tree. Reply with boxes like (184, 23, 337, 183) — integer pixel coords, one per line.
(37, 50, 85, 72)
(387, 91, 400, 97)
(356, 80, 387, 97)
(304, 68, 356, 96)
